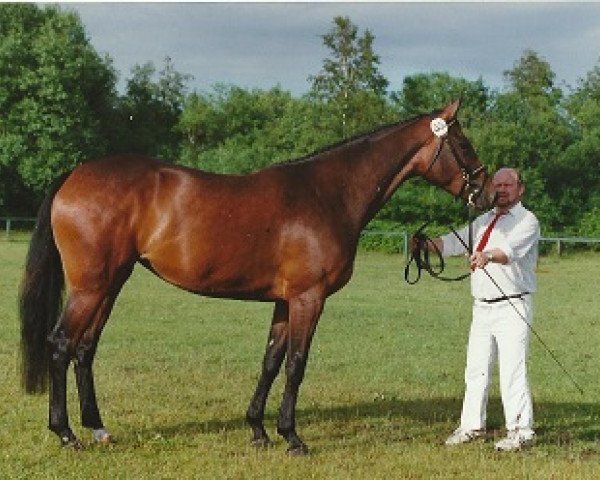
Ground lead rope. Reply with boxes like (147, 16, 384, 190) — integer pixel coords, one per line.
(404, 223, 471, 284)
(404, 207, 476, 284)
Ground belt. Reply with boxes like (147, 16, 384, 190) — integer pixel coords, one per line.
(479, 292, 530, 304)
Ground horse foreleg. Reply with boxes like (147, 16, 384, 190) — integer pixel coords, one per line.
(277, 289, 324, 456)
(246, 301, 289, 447)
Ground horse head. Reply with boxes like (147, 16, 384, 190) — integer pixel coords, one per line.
(414, 100, 496, 211)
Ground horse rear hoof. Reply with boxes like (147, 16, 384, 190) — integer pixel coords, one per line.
(61, 437, 84, 450)
(93, 428, 114, 445)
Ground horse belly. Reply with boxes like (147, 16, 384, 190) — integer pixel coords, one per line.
(140, 232, 280, 300)
(140, 225, 352, 301)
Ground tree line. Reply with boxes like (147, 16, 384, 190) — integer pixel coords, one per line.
(1, 4, 599, 237)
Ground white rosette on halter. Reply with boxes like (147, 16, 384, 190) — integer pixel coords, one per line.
(430, 118, 448, 138)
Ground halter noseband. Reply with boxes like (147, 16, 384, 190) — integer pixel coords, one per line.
(425, 117, 487, 208)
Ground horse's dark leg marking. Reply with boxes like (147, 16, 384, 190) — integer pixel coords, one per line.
(74, 330, 114, 444)
(47, 321, 81, 449)
(75, 338, 102, 429)
(246, 301, 289, 447)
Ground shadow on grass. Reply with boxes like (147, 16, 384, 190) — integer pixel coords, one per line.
(149, 397, 599, 446)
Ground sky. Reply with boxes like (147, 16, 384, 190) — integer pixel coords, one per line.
(57, 1, 600, 96)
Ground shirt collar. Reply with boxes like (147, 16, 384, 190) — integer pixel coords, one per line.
(492, 201, 523, 217)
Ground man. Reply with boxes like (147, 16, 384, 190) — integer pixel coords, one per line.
(424, 167, 540, 451)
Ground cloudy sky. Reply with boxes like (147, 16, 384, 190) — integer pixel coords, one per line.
(62, 1, 600, 96)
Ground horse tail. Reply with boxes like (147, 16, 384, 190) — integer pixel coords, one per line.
(19, 172, 70, 394)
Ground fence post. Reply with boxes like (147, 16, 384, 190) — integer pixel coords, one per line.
(556, 239, 562, 256)
(5, 218, 10, 241)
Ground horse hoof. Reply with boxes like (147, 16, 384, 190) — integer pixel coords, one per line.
(93, 428, 114, 445)
(251, 437, 273, 449)
(286, 443, 309, 456)
(96, 433, 114, 445)
(62, 437, 84, 450)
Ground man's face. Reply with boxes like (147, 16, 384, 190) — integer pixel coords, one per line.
(493, 170, 524, 210)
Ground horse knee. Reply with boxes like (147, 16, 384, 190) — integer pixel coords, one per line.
(286, 351, 307, 385)
(47, 328, 71, 365)
(263, 347, 285, 377)
(74, 338, 97, 366)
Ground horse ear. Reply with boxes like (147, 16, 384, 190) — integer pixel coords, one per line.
(441, 99, 461, 121)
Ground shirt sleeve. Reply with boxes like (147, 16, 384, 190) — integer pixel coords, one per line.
(440, 224, 470, 257)
(496, 212, 540, 263)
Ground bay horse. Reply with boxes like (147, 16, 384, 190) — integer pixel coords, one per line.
(19, 100, 495, 455)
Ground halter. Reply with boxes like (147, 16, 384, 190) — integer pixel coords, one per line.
(425, 118, 488, 208)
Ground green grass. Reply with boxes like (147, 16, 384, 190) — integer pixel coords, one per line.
(1, 240, 599, 479)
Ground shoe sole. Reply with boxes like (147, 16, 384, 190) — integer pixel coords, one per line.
(445, 436, 484, 446)
(495, 441, 534, 452)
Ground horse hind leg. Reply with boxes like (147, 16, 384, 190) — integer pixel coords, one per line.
(246, 301, 289, 447)
(48, 265, 132, 448)
(47, 291, 106, 449)
(74, 335, 107, 443)
(74, 293, 121, 445)
(74, 266, 133, 445)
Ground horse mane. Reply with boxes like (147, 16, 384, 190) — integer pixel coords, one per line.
(274, 113, 427, 167)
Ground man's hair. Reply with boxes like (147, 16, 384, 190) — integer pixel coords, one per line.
(496, 167, 523, 185)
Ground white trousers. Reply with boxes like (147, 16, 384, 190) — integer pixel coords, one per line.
(459, 296, 534, 433)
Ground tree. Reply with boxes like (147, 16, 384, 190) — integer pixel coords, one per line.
(0, 4, 117, 211)
(560, 62, 600, 234)
(178, 85, 304, 173)
(390, 72, 490, 127)
(503, 49, 561, 102)
(469, 50, 575, 231)
(111, 57, 191, 160)
(309, 16, 388, 100)
(308, 16, 391, 138)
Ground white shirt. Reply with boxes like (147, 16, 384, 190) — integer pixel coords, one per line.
(441, 202, 540, 300)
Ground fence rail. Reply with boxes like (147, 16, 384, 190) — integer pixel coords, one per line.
(1, 217, 37, 241)
(539, 236, 600, 255)
(360, 231, 600, 258)
(2, 217, 599, 257)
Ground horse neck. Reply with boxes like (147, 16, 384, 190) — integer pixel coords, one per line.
(313, 117, 430, 233)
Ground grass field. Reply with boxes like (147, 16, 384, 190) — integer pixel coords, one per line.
(1, 240, 599, 479)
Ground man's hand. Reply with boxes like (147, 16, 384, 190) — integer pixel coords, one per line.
(469, 251, 491, 270)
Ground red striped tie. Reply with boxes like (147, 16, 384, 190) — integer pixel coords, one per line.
(476, 212, 504, 252)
